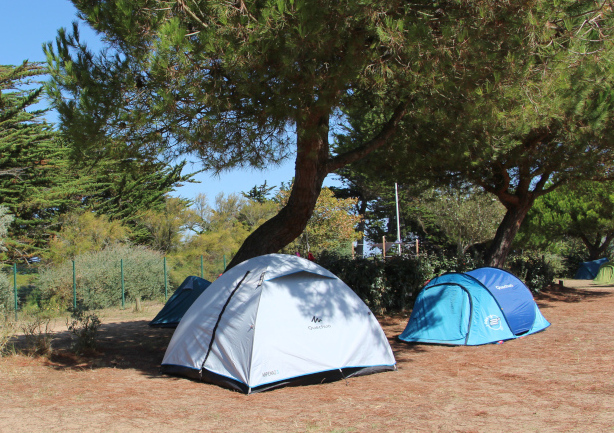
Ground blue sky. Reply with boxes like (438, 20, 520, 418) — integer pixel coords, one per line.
(1, 0, 341, 204)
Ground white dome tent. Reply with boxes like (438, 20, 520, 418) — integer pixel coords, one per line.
(161, 254, 396, 393)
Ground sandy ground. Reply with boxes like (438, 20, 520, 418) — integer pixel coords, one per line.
(0, 279, 612, 433)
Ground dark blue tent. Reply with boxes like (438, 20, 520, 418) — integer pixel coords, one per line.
(149, 276, 212, 328)
(398, 267, 550, 346)
(574, 258, 608, 279)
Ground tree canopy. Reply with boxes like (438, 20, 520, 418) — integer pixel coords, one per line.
(44, 0, 487, 268)
(336, 1, 614, 266)
(0, 61, 193, 261)
(0, 62, 83, 260)
(522, 181, 614, 260)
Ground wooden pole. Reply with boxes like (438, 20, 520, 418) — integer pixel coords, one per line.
(383, 236, 386, 259)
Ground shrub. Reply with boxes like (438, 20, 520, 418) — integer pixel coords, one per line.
(507, 253, 556, 293)
(0, 316, 16, 356)
(47, 211, 132, 263)
(21, 315, 53, 356)
(0, 270, 11, 313)
(317, 252, 435, 314)
(37, 244, 165, 310)
(316, 251, 486, 314)
(67, 309, 101, 355)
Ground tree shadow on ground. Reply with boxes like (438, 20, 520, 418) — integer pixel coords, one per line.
(12, 314, 423, 376)
(11, 320, 176, 377)
(536, 283, 613, 307)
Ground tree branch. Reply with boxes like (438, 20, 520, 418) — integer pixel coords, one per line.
(326, 100, 410, 173)
(0, 168, 25, 177)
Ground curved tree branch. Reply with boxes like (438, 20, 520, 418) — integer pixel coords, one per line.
(326, 100, 410, 173)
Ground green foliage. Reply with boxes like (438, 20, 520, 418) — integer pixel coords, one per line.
(48, 211, 132, 263)
(0, 205, 13, 254)
(521, 181, 614, 260)
(0, 270, 10, 312)
(242, 182, 275, 204)
(414, 186, 505, 255)
(45, 1, 424, 167)
(279, 187, 362, 256)
(1, 63, 187, 261)
(136, 196, 192, 253)
(66, 308, 101, 355)
(238, 200, 279, 233)
(171, 223, 248, 282)
(507, 253, 556, 293)
(316, 251, 483, 314)
(0, 266, 14, 353)
(43, 0, 447, 265)
(79, 159, 195, 245)
(38, 244, 165, 310)
(0, 62, 82, 260)
(337, 2, 614, 266)
(559, 238, 593, 278)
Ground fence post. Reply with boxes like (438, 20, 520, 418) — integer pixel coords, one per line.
(200, 255, 204, 279)
(383, 236, 386, 259)
(121, 259, 125, 309)
(13, 263, 17, 321)
(72, 260, 77, 310)
(163, 257, 168, 300)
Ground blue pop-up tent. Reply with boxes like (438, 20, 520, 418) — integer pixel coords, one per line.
(150, 276, 212, 328)
(574, 258, 608, 280)
(398, 267, 550, 346)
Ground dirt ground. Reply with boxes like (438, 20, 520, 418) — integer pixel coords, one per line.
(0, 279, 613, 433)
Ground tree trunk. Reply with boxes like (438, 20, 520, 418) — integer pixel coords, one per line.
(485, 203, 532, 267)
(226, 113, 330, 270)
(225, 101, 408, 270)
(581, 232, 614, 261)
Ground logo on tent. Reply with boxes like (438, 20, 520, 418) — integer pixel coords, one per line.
(484, 315, 502, 330)
(495, 284, 513, 290)
(308, 316, 331, 330)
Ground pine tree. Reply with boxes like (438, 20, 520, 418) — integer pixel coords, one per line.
(44, 0, 472, 269)
(0, 62, 81, 260)
(337, 2, 614, 266)
(522, 181, 614, 260)
(1, 62, 193, 260)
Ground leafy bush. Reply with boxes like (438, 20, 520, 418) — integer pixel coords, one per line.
(316, 251, 486, 314)
(0, 270, 11, 313)
(37, 244, 166, 310)
(47, 211, 132, 263)
(67, 309, 101, 355)
(507, 253, 556, 293)
(317, 252, 469, 313)
(417, 251, 484, 281)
